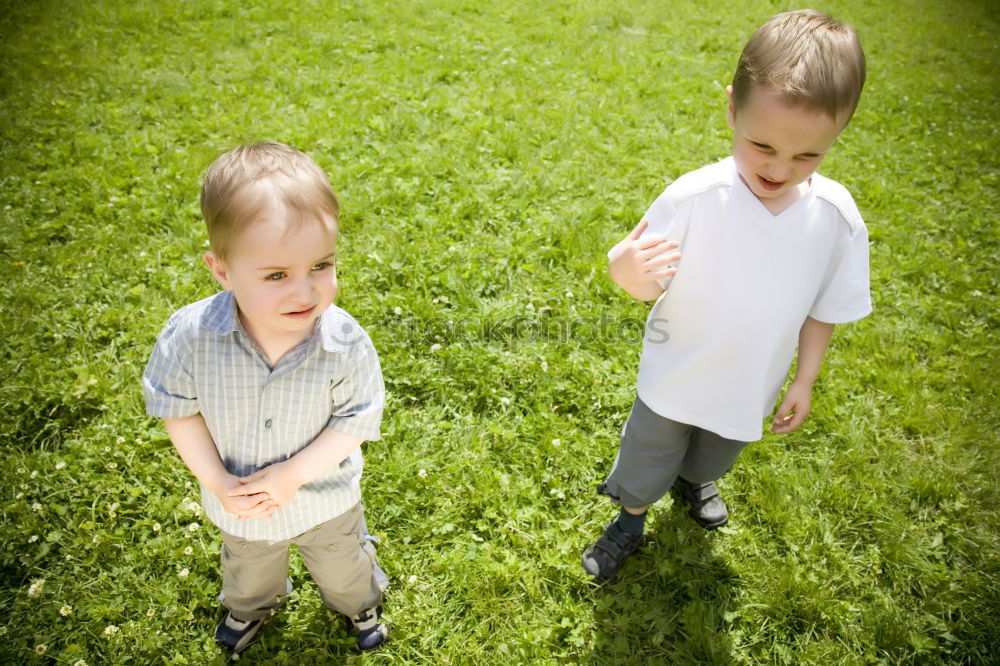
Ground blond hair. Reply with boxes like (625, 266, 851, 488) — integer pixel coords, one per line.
(200, 142, 340, 260)
(732, 10, 866, 122)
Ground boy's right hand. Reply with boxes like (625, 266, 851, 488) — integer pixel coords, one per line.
(608, 218, 681, 295)
(210, 473, 276, 520)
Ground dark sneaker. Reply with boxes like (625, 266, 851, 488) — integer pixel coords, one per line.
(215, 611, 264, 654)
(673, 477, 729, 529)
(351, 605, 387, 652)
(581, 520, 644, 582)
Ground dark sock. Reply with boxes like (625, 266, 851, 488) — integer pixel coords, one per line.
(616, 507, 647, 537)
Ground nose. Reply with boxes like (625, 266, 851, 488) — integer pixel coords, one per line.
(767, 158, 793, 182)
(291, 275, 313, 304)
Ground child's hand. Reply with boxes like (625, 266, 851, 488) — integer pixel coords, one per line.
(608, 218, 681, 288)
(227, 462, 303, 517)
(211, 473, 276, 520)
(772, 380, 812, 434)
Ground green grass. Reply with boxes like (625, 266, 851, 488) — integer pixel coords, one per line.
(2, 0, 998, 663)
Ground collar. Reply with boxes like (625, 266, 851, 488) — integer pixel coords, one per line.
(318, 307, 362, 353)
(201, 290, 240, 335)
(202, 291, 356, 354)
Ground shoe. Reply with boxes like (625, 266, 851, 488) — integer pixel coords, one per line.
(672, 477, 729, 529)
(581, 520, 644, 582)
(350, 605, 387, 652)
(215, 611, 264, 654)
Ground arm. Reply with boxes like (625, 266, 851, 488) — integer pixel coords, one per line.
(226, 428, 364, 508)
(163, 414, 275, 519)
(772, 317, 835, 434)
(608, 219, 681, 302)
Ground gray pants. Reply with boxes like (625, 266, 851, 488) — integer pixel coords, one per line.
(601, 398, 748, 508)
(219, 502, 388, 621)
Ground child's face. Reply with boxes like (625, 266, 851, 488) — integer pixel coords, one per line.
(727, 85, 846, 208)
(205, 205, 338, 346)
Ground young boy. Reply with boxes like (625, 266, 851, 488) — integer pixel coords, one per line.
(582, 10, 871, 581)
(143, 142, 389, 652)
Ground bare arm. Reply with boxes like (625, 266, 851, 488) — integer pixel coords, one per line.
(227, 428, 364, 507)
(163, 414, 274, 519)
(608, 218, 680, 302)
(772, 316, 835, 434)
(793, 317, 835, 386)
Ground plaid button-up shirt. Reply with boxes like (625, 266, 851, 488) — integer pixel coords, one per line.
(143, 290, 384, 542)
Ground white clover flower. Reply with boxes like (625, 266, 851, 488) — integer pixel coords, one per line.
(430, 343, 442, 352)
(552, 439, 561, 447)
(92, 535, 100, 544)
(104, 446, 111, 453)
(408, 575, 418, 584)
(0, 626, 6, 635)
(28, 535, 38, 543)
(500, 397, 511, 405)
(183, 546, 193, 555)
(27, 579, 45, 597)
(60, 605, 72, 616)
(146, 609, 155, 617)
(187, 522, 199, 532)
(104, 624, 119, 636)
(74, 660, 88, 666)
(17, 467, 26, 475)
(417, 469, 428, 479)
(36, 644, 46, 654)
(393, 306, 402, 315)
(30, 470, 38, 479)
(31, 502, 42, 511)
(116, 436, 125, 444)
(152, 522, 161, 532)
(185, 481, 192, 488)
(16, 492, 23, 499)
(55, 461, 66, 470)
(178, 568, 190, 579)
(108, 462, 118, 470)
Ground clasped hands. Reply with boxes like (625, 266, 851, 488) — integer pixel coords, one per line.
(213, 462, 302, 521)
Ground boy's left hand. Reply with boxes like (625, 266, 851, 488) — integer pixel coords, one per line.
(228, 462, 303, 514)
(772, 380, 812, 434)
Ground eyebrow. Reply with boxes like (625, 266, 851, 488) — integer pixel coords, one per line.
(256, 252, 336, 271)
(749, 140, 824, 158)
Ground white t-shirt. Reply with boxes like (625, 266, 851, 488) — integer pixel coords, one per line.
(629, 157, 871, 442)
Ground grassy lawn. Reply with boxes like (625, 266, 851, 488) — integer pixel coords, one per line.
(2, 0, 998, 663)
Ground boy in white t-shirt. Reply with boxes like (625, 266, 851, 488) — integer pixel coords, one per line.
(583, 10, 871, 581)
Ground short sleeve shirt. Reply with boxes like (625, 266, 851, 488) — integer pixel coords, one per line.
(143, 290, 384, 542)
(632, 158, 871, 442)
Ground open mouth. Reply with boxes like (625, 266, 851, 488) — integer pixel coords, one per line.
(757, 175, 784, 192)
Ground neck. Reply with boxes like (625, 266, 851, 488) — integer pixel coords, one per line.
(238, 312, 312, 367)
(758, 179, 810, 216)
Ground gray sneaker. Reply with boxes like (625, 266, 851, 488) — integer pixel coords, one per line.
(215, 612, 264, 654)
(350, 605, 388, 652)
(581, 520, 644, 582)
(673, 477, 729, 529)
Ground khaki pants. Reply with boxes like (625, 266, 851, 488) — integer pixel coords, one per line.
(218, 502, 387, 621)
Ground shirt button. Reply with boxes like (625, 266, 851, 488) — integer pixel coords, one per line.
(264, 418, 273, 429)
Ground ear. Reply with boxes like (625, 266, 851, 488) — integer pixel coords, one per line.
(725, 85, 736, 130)
(204, 251, 233, 290)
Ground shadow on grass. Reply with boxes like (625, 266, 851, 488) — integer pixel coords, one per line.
(586, 504, 738, 665)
